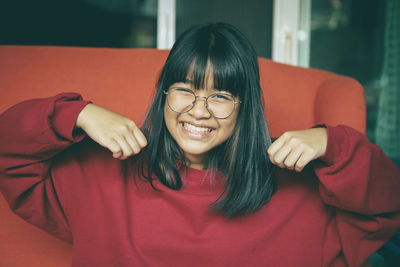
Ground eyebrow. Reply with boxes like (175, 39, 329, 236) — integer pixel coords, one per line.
(180, 78, 231, 95)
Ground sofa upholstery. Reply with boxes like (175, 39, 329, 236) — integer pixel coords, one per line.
(0, 45, 366, 266)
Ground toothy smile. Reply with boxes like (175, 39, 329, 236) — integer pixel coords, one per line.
(182, 122, 213, 133)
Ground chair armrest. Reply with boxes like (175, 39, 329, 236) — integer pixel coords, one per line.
(314, 76, 366, 134)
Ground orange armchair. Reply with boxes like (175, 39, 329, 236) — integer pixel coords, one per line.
(0, 45, 366, 266)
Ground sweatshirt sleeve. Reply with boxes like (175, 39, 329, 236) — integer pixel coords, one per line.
(0, 93, 90, 242)
(314, 125, 400, 267)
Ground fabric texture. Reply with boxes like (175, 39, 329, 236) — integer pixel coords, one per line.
(0, 93, 399, 267)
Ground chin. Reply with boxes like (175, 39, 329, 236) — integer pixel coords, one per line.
(181, 145, 210, 156)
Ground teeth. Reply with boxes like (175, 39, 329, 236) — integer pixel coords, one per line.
(183, 122, 212, 133)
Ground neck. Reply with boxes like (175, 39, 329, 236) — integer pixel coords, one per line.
(184, 153, 205, 170)
(189, 162, 204, 170)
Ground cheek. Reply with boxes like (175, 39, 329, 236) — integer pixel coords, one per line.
(219, 114, 238, 141)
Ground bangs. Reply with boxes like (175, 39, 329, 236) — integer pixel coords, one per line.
(162, 32, 246, 97)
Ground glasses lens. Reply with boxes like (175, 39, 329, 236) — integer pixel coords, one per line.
(207, 94, 235, 118)
(167, 88, 195, 113)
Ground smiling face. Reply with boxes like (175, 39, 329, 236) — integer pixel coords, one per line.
(163, 75, 239, 169)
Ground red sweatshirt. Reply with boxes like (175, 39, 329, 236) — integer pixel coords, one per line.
(0, 93, 399, 267)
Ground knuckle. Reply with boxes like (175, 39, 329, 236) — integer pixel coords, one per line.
(274, 156, 282, 165)
(122, 148, 131, 156)
(137, 134, 148, 147)
(283, 162, 293, 169)
(113, 151, 122, 157)
(282, 132, 291, 139)
(111, 149, 121, 155)
(111, 133, 122, 141)
(309, 149, 318, 157)
(296, 161, 305, 168)
(133, 147, 141, 155)
(296, 160, 307, 170)
(268, 155, 274, 162)
(284, 161, 294, 169)
(141, 139, 148, 147)
(109, 145, 120, 154)
(119, 124, 130, 133)
(289, 138, 299, 146)
(127, 120, 136, 129)
(98, 136, 109, 145)
(298, 143, 307, 150)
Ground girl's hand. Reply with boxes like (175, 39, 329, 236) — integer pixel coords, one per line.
(267, 128, 328, 172)
(76, 104, 147, 159)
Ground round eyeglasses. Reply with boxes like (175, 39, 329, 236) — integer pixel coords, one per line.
(163, 88, 241, 119)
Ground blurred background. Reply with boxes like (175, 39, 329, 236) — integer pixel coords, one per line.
(0, 0, 399, 265)
(0, 0, 398, 158)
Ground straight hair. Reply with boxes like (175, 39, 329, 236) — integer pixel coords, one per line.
(132, 23, 275, 217)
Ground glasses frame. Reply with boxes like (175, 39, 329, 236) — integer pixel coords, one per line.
(163, 88, 241, 119)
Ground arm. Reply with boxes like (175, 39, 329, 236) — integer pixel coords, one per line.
(317, 125, 400, 266)
(269, 125, 400, 266)
(0, 93, 147, 241)
(315, 125, 400, 214)
(0, 93, 89, 241)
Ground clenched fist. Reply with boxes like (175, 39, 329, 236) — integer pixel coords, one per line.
(76, 104, 147, 159)
(267, 128, 328, 172)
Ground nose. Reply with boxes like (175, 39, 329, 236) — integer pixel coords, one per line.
(189, 96, 211, 119)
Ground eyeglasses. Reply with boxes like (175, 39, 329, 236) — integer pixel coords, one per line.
(163, 88, 241, 119)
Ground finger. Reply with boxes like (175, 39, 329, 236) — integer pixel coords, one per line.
(113, 136, 133, 159)
(294, 151, 315, 172)
(268, 138, 284, 155)
(105, 139, 123, 159)
(132, 128, 148, 148)
(124, 134, 141, 155)
(283, 146, 303, 170)
(272, 143, 292, 168)
(267, 138, 285, 163)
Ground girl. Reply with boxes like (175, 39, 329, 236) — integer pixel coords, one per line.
(0, 23, 399, 267)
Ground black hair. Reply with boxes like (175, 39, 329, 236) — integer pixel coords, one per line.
(133, 23, 275, 217)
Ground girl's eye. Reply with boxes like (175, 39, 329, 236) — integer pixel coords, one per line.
(175, 88, 192, 93)
(174, 88, 194, 95)
(211, 94, 232, 101)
